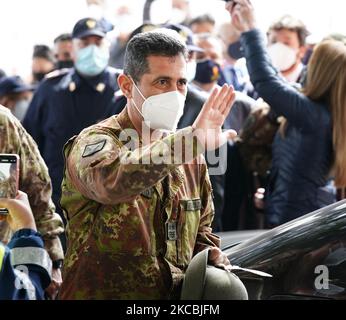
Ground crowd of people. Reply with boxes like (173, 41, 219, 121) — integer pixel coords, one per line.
(0, 0, 346, 300)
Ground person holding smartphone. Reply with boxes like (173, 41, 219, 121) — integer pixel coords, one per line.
(0, 105, 64, 299)
(225, 0, 346, 226)
(0, 191, 52, 300)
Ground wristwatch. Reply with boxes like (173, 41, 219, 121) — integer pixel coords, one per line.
(52, 259, 64, 269)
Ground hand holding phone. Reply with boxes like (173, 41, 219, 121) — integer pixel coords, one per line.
(0, 154, 20, 215)
(225, 0, 257, 33)
(0, 191, 37, 231)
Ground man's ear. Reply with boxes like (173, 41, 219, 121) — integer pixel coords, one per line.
(118, 74, 133, 99)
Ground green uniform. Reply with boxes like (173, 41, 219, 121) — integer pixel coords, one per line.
(0, 106, 64, 261)
(59, 107, 220, 300)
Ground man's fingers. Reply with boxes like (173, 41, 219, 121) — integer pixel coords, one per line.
(221, 89, 236, 116)
(225, 1, 235, 13)
(201, 86, 219, 115)
(208, 247, 231, 267)
(237, 0, 253, 14)
(220, 86, 235, 114)
(222, 90, 236, 117)
(212, 84, 230, 111)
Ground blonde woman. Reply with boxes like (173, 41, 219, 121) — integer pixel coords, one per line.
(226, 0, 346, 226)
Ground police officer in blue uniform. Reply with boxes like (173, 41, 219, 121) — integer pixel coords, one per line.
(0, 192, 52, 300)
(23, 18, 121, 221)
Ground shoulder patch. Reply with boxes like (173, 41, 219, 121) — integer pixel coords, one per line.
(82, 140, 107, 158)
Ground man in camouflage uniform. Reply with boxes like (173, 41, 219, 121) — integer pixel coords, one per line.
(59, 31, 236, 299)
(0, 105, 64, 297)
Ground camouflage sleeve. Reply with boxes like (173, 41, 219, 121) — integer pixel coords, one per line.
(0, 108, 64, 261)
(66, 126, 204, 205)
(194, 161, 221, 255)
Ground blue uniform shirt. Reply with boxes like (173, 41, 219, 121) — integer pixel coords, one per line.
(23, 67, 121, 210)
(0, 229, 52, 300)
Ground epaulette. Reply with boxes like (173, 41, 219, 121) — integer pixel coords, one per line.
(45, 68, 70, 80)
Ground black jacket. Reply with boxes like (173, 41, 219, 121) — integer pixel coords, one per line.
(241, 29, 335, 225)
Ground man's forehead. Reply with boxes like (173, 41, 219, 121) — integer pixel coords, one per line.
(147, 54, 186, 63)
(145, 55, 186, 73)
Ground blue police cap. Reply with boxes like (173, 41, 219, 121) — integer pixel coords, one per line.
(72, 17, 113, 39)
(127, 23, 204, 53)
(160, 23, 204, 53)
(0, 76, 34, 97)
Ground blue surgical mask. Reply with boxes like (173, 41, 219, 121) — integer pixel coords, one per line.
(75, 44, 109, 77)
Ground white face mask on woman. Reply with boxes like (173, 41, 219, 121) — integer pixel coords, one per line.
(131, 80, 186, 132)
(267, 42, 298, 72)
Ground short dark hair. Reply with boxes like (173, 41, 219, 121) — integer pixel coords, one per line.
(54, 33, 72, 44)
(32, 45, 55, 63)
(189, 14, 216, 27)
(123, 31, 188, 83)
(269, 15, 310, 46)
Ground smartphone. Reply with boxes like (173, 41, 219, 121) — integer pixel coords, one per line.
(0, 154, 20, 215)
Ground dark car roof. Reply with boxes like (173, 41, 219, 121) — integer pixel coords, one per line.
(217, 230, 267, 251)
(223, 200, 346, 269)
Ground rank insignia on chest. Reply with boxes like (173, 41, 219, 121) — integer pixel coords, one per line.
(69, 82, 76, 92)
(82, 139, 106, 158)
(96, 83, 106, 93)
(181, 199, 202, 211)
(166, 221, 178, 241)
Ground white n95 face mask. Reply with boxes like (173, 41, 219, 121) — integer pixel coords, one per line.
(267, 42, 298, 72)
(132, 81, 186, 132)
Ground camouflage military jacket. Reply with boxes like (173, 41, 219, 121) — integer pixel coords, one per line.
(0, 106, 64, 261)
(59, 107, 220, 300)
